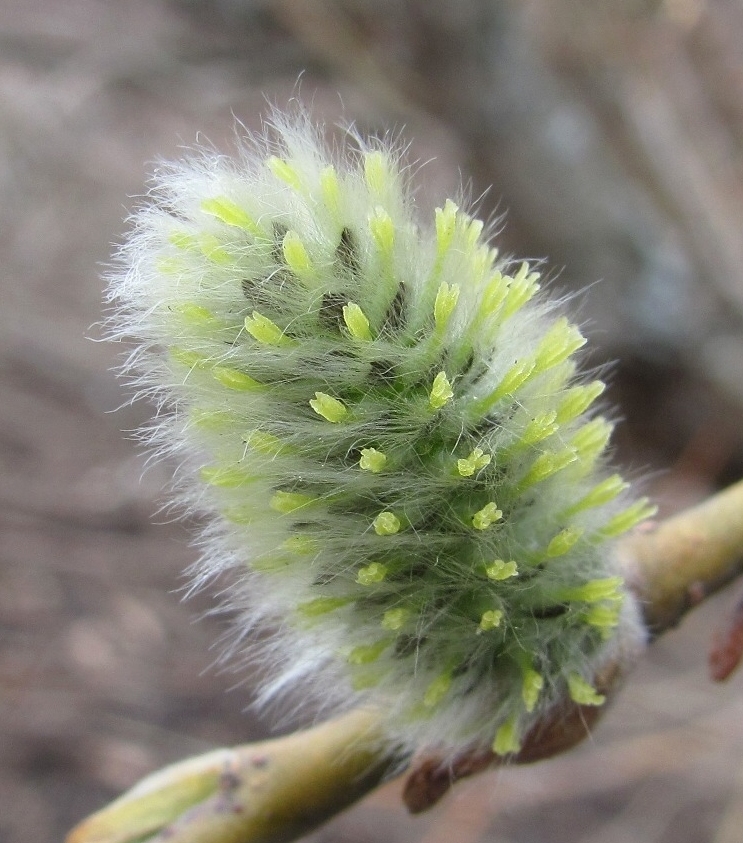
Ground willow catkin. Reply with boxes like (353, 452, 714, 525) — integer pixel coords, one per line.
(107, 108, 654, 760)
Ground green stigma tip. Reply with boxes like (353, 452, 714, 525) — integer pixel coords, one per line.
(561, 576, 624, 604)
(519, 449, 577, 490)
(282, 230, 313, 278)
(501, 264, 540, 319)
(343, 301, 372, 341)
(201, 197, 260, 234)
(373, 511, 401, 536)
(463, 215, 484, 248)
(545, 526, 584, 558)
(269, 490, 315, 514)
(429, 371, 454, 410)
(522, 411, 559, 447)
(522, 670, 544, 713)
(245, 311, 291, 346)
(435, 199, 458, 255)
(492, 715, 521, 756)
(533, 317, 585, 373)
(457, 448, 491, 477)
(585, 604, 622, 633)
(369, 207, 395, 254)
(571, 417, 613, 462)
(212, 366, 262, 391)
(479, 609, 503, 631)
(309, 391, 348, 423)
(199, 465, 252, 488)
(477, 359, 535, 413)
(485, 559, 518, 580)
(381, 607, 408, 631)
(356, 562, 388, 585)
(267, 156, 304, 191)
(297, 597, 349, 618)
(472, 502, 502, 530)
(477, 272, 509, 321)
(567, 674, 605, 706)
(434, 282, 460, 330)
(568, 474, 629, 515)
(555, 381, 606, 425)
(599, 499, 658, 538)
(359, 448, 387, 473)
(175, 302, 218, 326)
(348, 639, 390, 664)
(319, 165, 341, 212)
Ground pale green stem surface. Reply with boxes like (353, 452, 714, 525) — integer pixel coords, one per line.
(67, 708, 395, 843)
(67, 479, 743, 843)
(621, 477, 743, 634)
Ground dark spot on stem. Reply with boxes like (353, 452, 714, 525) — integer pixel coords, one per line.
(220, 770, 242, 791)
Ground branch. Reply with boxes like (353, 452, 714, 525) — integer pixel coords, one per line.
(621, 477, 743, 634)
(66, 708, 395, 843)
(67, 479, 743, 843)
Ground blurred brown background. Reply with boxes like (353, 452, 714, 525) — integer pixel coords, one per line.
(2, 1, 743, 841)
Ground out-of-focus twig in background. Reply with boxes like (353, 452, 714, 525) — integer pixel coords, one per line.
(2, 2, 743, 841)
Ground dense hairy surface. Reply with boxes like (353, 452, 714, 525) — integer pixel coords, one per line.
(108, 110, 653, 757)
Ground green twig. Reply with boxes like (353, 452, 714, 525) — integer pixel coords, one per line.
(622, 477, 743, 634)
(67, 708, 394, 843)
